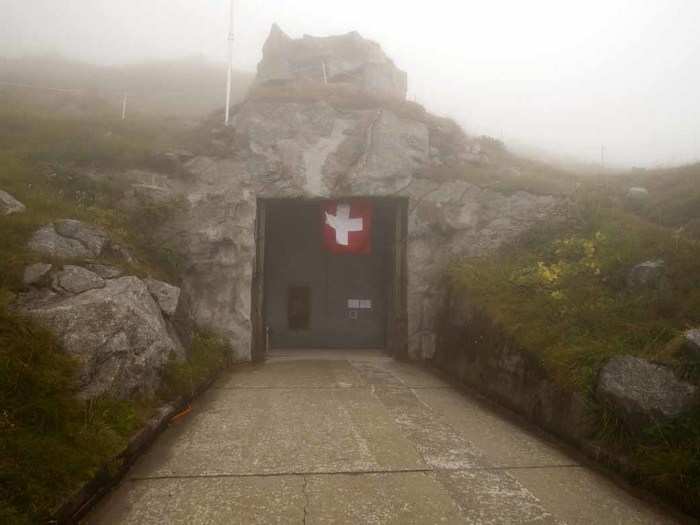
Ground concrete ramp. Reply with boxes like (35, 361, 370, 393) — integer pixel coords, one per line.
(86, 351, 684, 524)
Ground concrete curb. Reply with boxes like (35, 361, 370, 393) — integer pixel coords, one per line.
(49, 372, 221, 525)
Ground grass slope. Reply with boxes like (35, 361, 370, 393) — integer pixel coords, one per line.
(0, 95, 231, 523)
(619, 163, 700, 238)
(451, 188, 700, 511)
(0, 55, 253, 120)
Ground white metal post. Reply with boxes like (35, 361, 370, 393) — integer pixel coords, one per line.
(121, 92, 128, 120)
(224, 0, 235, 126)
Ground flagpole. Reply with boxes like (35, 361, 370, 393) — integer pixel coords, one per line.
(224, 0, 235, 126)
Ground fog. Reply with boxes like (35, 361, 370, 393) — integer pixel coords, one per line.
(2, 0, 700, 168)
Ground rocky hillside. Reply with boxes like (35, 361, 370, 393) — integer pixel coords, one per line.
(442, 179, 700, 514)
(2, 26, 698, 522)
(0, 93, 233, 523)
(122, 25, 581, 361)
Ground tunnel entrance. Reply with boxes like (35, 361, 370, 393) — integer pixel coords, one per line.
(251, 197, 408, 359)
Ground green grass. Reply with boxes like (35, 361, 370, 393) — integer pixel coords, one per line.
(0, 152, 186, 289)
(450, 187, 700, 512)
(0, 304, 149, 524)
(159, 331, 232, 401)
(0, 96, 232, 523)
(424, 157, 579, 197)
(0, 303, 231, 524)
(614, 163, 700, 239)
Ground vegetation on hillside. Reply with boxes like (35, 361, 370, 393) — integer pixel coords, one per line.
(451, 186, 700, 511)
(0, 301, 230, 524)
(0, 86, 234, 523)
(0, 90, 194, 288)
(0, 55, 252, 119)
(618, 163, 700, 239)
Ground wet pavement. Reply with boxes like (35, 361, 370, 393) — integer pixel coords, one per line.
(86, 350, 687, 524)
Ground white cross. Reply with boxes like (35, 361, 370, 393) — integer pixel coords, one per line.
(325, 204, 363, 246)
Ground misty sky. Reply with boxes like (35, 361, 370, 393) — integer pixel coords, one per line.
(2, 0, 700, 168)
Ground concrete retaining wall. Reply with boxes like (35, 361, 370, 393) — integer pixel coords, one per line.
(432, 288, 595, 447)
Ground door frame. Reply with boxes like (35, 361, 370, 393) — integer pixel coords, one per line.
(250, 196, 408, 361)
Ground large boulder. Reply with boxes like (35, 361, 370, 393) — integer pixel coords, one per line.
(596, 355, 697, 430)
(23, 263, 52, 286)
(0, 189, 25, 215)
(51, 265, 105, 294)
(683, 329, 700, 360)
(151, 30, 565, 362)
(145, 277, 181, 316)
(28, 219, 110, 259)
(20, 276, 181, 399)
(256, 24, 407, 100)
(85, 263, 125, 279)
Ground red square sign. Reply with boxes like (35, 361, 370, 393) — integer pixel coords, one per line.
(321, 200, 372, 254)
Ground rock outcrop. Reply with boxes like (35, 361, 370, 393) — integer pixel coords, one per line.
(257, 24, 407, 99)
(85, 263, 125, 279)
(19, 219, 183, 399)
(9, 32, 568, 364)
(683, 329, 700, 360)
(28, 219, 110, 258)
(145, 278, 181, 317)
(28, 218, 136, 265)
(23, 262, 52, 286)
(596, 355, 697, 431)
(20, 275, 182, 399)
(0, 189, 25, 215)
(83, 29, 564, 362)
(51, 265, 105, 294)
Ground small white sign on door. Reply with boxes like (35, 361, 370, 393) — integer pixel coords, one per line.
(348, 299, 372, 309)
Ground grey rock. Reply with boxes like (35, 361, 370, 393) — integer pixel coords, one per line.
(256, 24, 407, 99)
(0, 189, 25, 215)
(145, 278, 181, 316)
(596, 355, 698, 430)
(20, 276, 181, 399)
(627, 259, 668, 291)
(52, 265, 105, 294)
(28, 224, 90, 258)
(154, 31, 564, 361)
(28, 219, 110, 258)
(166, 102, 562, 361)
(54, 219, 109, 255)
(23, 263, 53, 286)
(683, 329, 700, 360)
(85, 263, 125, 279)
(626, 186, 649, 200)
(346, 110, 430, 195)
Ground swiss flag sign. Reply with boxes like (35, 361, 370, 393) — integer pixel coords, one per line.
(322, 200, 372, 254)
